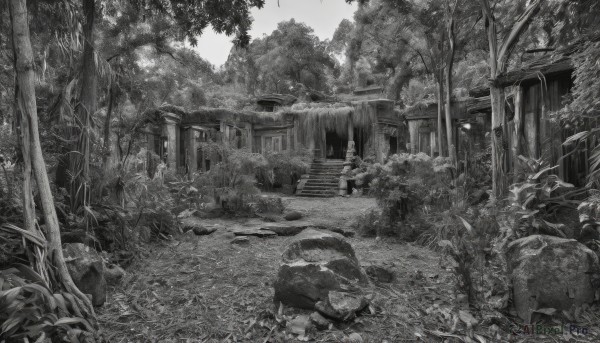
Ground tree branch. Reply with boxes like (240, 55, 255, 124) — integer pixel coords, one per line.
(497, 0, 542, 72)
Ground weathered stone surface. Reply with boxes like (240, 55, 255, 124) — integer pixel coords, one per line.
(273, 229, 369, 311)
(233, 228, 277, 238)
(310, 312, 330, 330)
(315, 291, 368, 321)
(192, 226, 217, 236)
(330, 227, 355, 238)
(365, 264, 395, 283)
(286, 315, 311, 335)
(231, 236, 250, 245)
(261, 224, 307, 236)
(507, 235, 599, 321)
(284, 211, 303, 221)
(63, 243, 106, 307)
(105, 264, 126, 285)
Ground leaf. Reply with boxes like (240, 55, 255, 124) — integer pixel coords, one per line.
(533, 307, 557, 315)
(563, 131, 589, 145)
(456, 216, 473, 234)
(532, 165, 558, 180)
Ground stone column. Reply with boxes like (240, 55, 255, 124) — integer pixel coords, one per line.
(245, 123, 253, 151)
(162, 113, 181, 170)
(185, 126, 201, 174)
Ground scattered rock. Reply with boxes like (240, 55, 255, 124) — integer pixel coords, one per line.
(286, 315, 311, 336)
(233, 228, 277, 238)
(507, 235, 600, 321)
(315, 291, 369, 321)
(310, 312, 330, 330)
(330, 227, 355, 238)
(231, 236, 250, 245)
(63, 243, 106, 307)
(284, 211, 303, 221)
(345, 332, 364, 343)
(364, 264, 394, 283)
(273, 229, 369, 311)
(104, 264, 126, 285)
(192, 226, 217, 236)
(261, 224, 306, 236)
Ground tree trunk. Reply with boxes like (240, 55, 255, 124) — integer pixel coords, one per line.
(436, 71, 445, 157)
(444, 6, 456, 163)
(102, 81, 115, 173)
(9, 0, 98, 327)
(69, 0, 96, 211)
(479, 0, 542, 197)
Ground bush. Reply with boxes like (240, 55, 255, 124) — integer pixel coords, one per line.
(195, 142, 267, 214)
(0, 265, 96, 342)
(254, 196, 286, 214)
(437, 209, 511, 310)
(258, 148, 311, 190)
(354, 153, 454, 236)
(508, 155, 584, 239)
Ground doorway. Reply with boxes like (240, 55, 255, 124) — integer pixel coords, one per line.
(325, 131, 347, 159)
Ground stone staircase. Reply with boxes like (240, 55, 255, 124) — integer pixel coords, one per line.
(296, 159, 344, 198)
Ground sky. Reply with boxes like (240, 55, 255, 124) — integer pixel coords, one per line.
(192, 0, 358, 67)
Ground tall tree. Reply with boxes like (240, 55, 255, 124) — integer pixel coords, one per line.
(8, 0, 97, 327)
(478, 0, 542, 196)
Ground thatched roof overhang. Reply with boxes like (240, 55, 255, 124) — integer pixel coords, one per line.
(256, 94, 298, 107)
(353, 85, 384, 95)
(182, 107, 293, 126)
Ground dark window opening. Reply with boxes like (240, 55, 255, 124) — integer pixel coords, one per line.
(389, 136, 398, 155)
(325, 131, 347, 159)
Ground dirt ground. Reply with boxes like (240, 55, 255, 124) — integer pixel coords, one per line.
(96, 197, 600, 343)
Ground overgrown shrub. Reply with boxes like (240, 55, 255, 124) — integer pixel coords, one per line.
(354, 153, 454, 236)
(0, 265, 96, 342)
(254, 196, 286, 214)
(438, 209, 511, 310)
(259, 148, 311, 189)
(508, 155, 585, 239)
(195, 142, 267, 214)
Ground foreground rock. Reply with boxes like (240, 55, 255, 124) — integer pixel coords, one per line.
(284, 211, 303, 221)
(260, 224, 307, 236)
(507, 235, 599, 321)
(273, 229, 369, 320)
(192, 226, 217, 236)
(63, 243, 106, 306)
(233, 227, 277, 238)
(104, 264, 126, 285)
(364, 263, 395, 283)
(315, 291, 369, 321)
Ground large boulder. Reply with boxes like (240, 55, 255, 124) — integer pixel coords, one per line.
(63, 243, 107, 307)
(507, 235, 599, 321)
(273, 229, 369, 316)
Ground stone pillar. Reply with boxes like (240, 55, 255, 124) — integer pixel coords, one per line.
(408, 120, 419, 154)
(162, 113, 181, 170)
(185, 126, 201, 174)
(245, 123, 253, 151)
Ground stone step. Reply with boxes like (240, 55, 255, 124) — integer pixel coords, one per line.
(296, 193, 334, 198)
